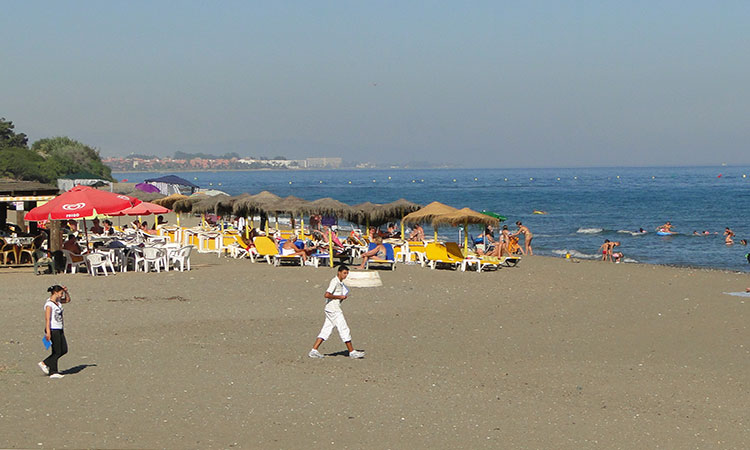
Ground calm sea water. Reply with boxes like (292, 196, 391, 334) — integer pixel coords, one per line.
(118, 166, 750, 272)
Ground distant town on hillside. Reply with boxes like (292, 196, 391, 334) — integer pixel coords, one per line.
(103, 152, 456, 171)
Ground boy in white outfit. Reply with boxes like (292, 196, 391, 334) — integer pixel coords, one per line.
(309, 265, 365, 359)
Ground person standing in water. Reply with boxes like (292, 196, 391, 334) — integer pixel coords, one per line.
(724, 227, 735, 245)
(39, 285, 71, 379)
(513, 222, 533, 255)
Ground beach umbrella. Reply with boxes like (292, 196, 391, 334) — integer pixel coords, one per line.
(480, 210, 507, 222)
(304, 198, 352, 267)
(379, 198, 421, 238)
(110, 201, 171, 216)
(403, 201, 458, 241)
(153, 193, 188, 210)
(350, 202, 384, 229)
(432, 207, 501, 253)
(232, 191, 282, 231)
(134, 182, 160, 193)
(272, 195, 311, 232)
(25, 186, 141, 221)
(124, 190, 165, 202)
(25, 185, 141, 246)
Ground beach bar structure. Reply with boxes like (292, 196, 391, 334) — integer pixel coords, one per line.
(143, 175, 200, 196)
(0, 180, 60, 231)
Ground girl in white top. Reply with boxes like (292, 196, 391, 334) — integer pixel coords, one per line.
(39, 285, 71, 378)
(308, 265, 365, 359)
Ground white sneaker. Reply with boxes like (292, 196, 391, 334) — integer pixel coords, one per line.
(49, 373, 64, 379)
(308, 349, 324, 359)
(38, 362, 49, 375)
(349, 350, 365, 359)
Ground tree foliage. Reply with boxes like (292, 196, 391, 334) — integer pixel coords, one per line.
(0, 118, 113, 183)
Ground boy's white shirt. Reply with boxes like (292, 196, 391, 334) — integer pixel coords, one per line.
(324, 276, 348, 312)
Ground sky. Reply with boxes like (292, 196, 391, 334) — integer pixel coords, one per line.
(2, 1, 749, 168)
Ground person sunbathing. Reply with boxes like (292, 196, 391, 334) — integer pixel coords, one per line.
(356, 236, 386, 269)
(281, 235, 308, 263)
(409, 224, 425, 241)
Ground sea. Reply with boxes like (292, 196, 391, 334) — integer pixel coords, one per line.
(117, 166, 750, 272)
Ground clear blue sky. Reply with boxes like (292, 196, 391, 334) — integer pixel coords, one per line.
(2, 1, 749, 167)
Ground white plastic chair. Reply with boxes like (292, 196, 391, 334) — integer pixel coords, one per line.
(141, 247, 167, 272)
(61, 249, 87, 274)
(85, 253, 115, 276)
(170, 245, 193, 271)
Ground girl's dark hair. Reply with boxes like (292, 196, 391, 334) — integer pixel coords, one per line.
(47, 285, 64, 294)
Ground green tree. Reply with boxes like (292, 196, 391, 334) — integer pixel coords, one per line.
(32, 137, 113, 181)
(0, 117, 29, 149)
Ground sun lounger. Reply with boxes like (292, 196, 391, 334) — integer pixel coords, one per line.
(273, 239, 304, 267)
(424, 242, 463, 270)
(364, 243, 396, 270)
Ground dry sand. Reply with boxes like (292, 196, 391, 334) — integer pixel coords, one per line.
(1, 252, 748, 449)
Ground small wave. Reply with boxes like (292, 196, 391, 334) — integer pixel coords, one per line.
(576, 227, 603, 234)
(622, 257, 638, 263)
(552, 249, 600, 260)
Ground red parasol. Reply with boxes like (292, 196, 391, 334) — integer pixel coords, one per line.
(25, 186, 141, 221)
(110, 201, 170, 217)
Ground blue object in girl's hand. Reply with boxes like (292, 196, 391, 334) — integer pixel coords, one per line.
(43, 336, 51, 350)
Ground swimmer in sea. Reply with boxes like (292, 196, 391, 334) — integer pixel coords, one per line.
(740, 239, 747, 246)
(724, 227, 735, 245)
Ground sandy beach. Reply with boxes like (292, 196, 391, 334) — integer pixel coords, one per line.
(1, 246, 748, 448)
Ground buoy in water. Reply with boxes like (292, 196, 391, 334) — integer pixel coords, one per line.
(348, 181, 352, 184)
(388, 176, 392, 180)
(452, 179, 456, 182)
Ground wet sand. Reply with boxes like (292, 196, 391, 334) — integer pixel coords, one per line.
(1, 251, 748, 448)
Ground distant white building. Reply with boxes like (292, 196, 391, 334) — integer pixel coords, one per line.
(238, 159, 307, 168)
(306, 157, 342, 168)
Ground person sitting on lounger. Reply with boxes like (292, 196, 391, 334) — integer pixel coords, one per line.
(408, 224, 425, 241)
(356, 236, 386, 269)
(281, 234, 308, 263)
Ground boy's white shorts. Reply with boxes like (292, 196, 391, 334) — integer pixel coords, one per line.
(317, 310, 351, 342)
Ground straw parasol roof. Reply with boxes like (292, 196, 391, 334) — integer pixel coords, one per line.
(215, 195, 241, 216)
(172, 195, 206, 214)
(303, 197, 352, 216)
(402, 201, 458, 224)
(431, 207, 500, 227)
(153, 193, 188, 209)
(350, 201, 383, 224)
(192, 194, 231, 215)
(379, 198, 421, 218)
(232, 191, 282, 216)
(124, 190, 165, 202)
(273, 195, 310, 215)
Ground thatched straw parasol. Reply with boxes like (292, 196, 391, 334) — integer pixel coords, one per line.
(432, 207, 501, 252)
(303, 197, 352, 216)
(153, 193, 188, 209)
(191, 194, 231, 215)
(125, 190, 165, 202)
(350, 202, 384, 226)
(403, 201, 458, 224)
(172, 196, 204, 214)
(403, 201, 459, 241)
(215, 195, 240, 216)
(232, 191, 282, 217)
(379, 198, 421, 237)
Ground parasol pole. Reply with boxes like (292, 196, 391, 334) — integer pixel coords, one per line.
(245, 216, 249, 239)
(300, 216, 305, 238)
(176, 213, 181, 227)
(463, 220, 469, 254)
(400, 210, 405, 239)
(82, 218, 90, 250)
(328, 228, 334, 267)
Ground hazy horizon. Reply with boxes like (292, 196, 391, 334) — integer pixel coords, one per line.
(3, 1, 749, 168)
